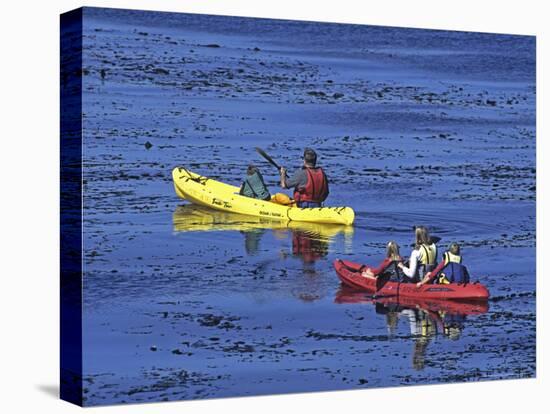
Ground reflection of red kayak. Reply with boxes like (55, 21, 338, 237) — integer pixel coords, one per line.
(334, 259, 490, 300)
(334, 287, 489, 315)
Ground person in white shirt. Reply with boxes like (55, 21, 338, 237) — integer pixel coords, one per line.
(397, 226, 438, 283)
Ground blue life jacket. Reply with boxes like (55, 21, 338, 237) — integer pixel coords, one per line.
(439, 262, 470, 284)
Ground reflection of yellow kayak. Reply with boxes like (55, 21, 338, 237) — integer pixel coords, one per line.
(173, 205, 354, 240)
(172, 167, 355, 225)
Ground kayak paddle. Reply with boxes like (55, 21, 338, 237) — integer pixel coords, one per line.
(255, 147, 288, 177)
(255, 147, 282, 170)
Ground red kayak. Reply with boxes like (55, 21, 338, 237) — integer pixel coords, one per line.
(334, 259, 490, 300)
(334, 287, 489, 314)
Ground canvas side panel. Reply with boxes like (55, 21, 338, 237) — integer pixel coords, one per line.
(60, 7, 84, 407)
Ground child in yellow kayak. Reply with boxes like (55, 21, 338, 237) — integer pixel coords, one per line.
(239, 165, 271, 201)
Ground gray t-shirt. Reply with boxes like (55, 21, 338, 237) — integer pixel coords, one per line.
(285, 169, 308, 190)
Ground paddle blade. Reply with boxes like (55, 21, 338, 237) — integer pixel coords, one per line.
(431, 236, 442, 244)
(375, 273, 392, 292)
(255, 147, 281, 170)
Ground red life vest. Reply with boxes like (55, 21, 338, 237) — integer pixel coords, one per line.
(294, 167, 329, 204)
(292, 232, 326, 263)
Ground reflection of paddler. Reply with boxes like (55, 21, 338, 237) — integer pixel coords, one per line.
(173, 205, 353, 266)
(372, 303, 400, 337)
(241, 229, 265, 255)
(386, 312, 399, 337)
(333, 287, 484, 369)
(413, 336, 430, 370)
(404, 308, 437, 370)
(382, 306, 435, 371)
(292, 230, 329, 264)
(441, 312, 466, 340)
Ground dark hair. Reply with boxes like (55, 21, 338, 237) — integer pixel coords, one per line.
(303, 148, 317, 166)
(448, 242, 460, 255)
(247, 164, 258, 175)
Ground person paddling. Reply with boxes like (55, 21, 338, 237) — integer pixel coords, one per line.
(239, 164, 271, 201)
(361, 241, 403, 279)
(279, 148, 329, 208)
(416, 242, 470, 287)
(397, 226, 438, 283)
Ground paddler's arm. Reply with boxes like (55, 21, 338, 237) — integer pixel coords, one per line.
(398, 250, 419, 279)
(417, 259, 446, 287)
(280, 168, 302, 189)
(280, 167, 288, 188)
(368, 257, 393, 276)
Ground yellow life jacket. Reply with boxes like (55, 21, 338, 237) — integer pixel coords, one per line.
(419, 243, 437, 265)
(421, 318, 430, 336)
(438, 275, 451, 284)
(443, 251, 462, 265)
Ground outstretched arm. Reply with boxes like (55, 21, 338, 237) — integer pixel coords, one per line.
(280, 167, 287, 188)
(281, 169, 304, 190)
(368, 257, 394, 276)
(398, 250, 420, 279)
(417, 259, 447, 287)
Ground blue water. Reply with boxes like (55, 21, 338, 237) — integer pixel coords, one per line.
(76, 7, 535, 405)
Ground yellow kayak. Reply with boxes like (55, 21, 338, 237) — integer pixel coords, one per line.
(173, 205, 354, 239)
(172, 167, 355, 225)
